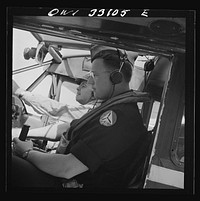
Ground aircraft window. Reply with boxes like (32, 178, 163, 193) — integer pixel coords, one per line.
(13, 28, 52, 89)
(21, 74, 52, 115)
(82, 56, 92, 72)
(31, 74, 52, 97)
(171, 107, 185, 169)
(67, 57, 91, 78)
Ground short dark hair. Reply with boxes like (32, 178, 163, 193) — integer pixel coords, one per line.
(91, 49, 133, 83)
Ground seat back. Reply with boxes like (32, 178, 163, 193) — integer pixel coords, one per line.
(128, 130, 153, 188)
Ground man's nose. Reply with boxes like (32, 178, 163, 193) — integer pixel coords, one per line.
(76, 85, 81, 91)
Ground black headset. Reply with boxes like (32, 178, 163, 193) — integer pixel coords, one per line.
(110, 67, 123, 85)
(110, 64, 123, 85)
(144, 59, 155, 72)
(109, 49, 124, 85)
(110, 49, 133, 85)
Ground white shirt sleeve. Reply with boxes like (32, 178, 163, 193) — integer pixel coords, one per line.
(18, 89, 70, 117)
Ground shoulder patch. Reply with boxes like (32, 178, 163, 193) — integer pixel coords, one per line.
(99, 110, 117, 127)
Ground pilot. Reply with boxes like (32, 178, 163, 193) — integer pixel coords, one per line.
(13, 73, 94, 124)
(12, 75, 95, 144)
(12, 47, 150, 188)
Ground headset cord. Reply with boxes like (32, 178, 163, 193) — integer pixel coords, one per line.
(87, 99, 101, 112)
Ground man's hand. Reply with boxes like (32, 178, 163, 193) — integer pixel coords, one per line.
(14, 88, 25, 98)
(12, 137, 33, 157)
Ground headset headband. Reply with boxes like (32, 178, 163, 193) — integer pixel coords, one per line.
(91, 49, 133, 67)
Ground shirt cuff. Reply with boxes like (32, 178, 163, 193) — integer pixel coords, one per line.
(70, 140, 102, 173)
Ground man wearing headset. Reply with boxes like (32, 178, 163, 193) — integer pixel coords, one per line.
(12, 73, 93, 126)
(12, 75, 95, 143)
(11, 46, 150, 189)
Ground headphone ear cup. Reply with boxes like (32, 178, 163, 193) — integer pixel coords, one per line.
(110, 70, 123, 84)
(144, 59, 155, 71)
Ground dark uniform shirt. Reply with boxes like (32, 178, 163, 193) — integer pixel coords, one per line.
(65, 101, 148, 188)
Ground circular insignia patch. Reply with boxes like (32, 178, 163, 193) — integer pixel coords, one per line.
(99, 110, 117, 127)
